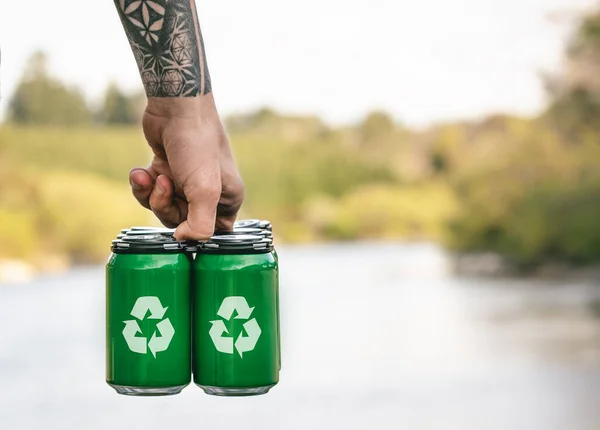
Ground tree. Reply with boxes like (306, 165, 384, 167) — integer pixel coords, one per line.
(358, 111, 396, 144)
(355, 111, 407, 170)
(8, 51, 92, 125)
(99, 82, 143, 125)
(545, 11, 600, 138)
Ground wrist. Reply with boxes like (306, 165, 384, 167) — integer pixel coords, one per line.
(145, 95, 220, 121)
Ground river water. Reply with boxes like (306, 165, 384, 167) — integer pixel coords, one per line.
(0, 242, 599, 430)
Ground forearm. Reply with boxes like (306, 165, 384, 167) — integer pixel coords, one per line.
(113, 0, 211, 97)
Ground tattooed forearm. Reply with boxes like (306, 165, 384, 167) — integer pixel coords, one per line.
(114, 0, 211, 97)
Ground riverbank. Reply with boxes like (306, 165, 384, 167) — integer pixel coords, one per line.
(453, 251, 600, 281)
(5, 242, 600, 284)
(0, 254, 70, 284)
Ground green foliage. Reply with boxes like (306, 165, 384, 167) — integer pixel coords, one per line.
(99, 82, 144, 125)
(229, 110, 401, 221)
(545, 11, 600, 138)
(440, 7, 600, 268)
(6, 6, 600, 271)
(443, 116, 600, 268)
(0, 163, 150, 265)
(304, 183, 458, 241)
(503, 185, 600, 267)
(358, 111, 396, 143)
(570, 12, 600, 56)
(0, 125, 148, 181)
(2, 101, 600, 269)
(0, 123, 151, 265)
(0, 117, 409, 264)
(35, 171, 150, 263)
(0, 210, 37, 259)
(8, 51, 92, 125)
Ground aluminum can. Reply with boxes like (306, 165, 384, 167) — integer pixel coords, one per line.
(192, 234, 279, 396)
(222, 227, 272, 239)
(124, 228, 175, 237)
(129, 226, 172, 231)
(233, 219, 261, 229)
(259, 220, 272, 231)
(106, 233, 191, 396)
(234, 220, 279, 367)
(233, 219, 272, 232)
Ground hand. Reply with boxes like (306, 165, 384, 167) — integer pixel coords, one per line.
(129, 96, 244, 240)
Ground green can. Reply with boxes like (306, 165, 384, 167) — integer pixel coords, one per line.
(193, 234, 280, 396)
(233, 220, 279, 369)
(106, 234, 191, 396)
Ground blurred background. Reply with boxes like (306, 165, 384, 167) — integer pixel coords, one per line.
(1, 0, 600, 429)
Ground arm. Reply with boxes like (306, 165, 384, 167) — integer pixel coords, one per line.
(114, 0, 244, 239)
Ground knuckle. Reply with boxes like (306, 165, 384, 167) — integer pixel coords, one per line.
(149, 194, 170, 212)
(203, 184, 222, 200)
(217, 202, 240, 218)
(221, 176, 245, 208)
(182, 168, 222, 201)
(230, 175, 245, 196)
(191, 181, 221, 202)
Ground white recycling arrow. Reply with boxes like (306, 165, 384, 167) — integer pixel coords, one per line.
(122, 296, 174, 357)
(209, 320, 234, 354)
(234, 318, 261, 358)
(209, 296, 261, 358)
(130, 296, 168, 320)
(122, 320, 146, 354)
(148, 318, 175, 358)
(217, 296, 255, 320)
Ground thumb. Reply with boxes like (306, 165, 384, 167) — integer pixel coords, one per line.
(173, 170, 221, 241)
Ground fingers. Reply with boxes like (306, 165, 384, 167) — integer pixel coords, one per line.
(141, 115, 244, 240)
(214, 210, 236, 232)
(215, 175, 245, 231)
(174, 168, 221, 241)
(148, 175, 187, 228)
(129, 168, 153, 210)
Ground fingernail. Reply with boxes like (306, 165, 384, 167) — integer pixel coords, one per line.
(130, 170, 146, 191)
(155, 183, 165, 196)
(130, 177, 144, 191)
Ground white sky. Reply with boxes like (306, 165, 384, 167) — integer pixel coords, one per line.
(0, 0, 597, 126)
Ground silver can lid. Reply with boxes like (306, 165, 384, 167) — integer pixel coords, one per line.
(129, 225, 174, 232)
(112, 233, 185, 253)
(125, 228, 175, 236)
(228, 227, 263, 235)
(199, 234, 272, 254)
(233, 219, 261, 229)
(259, 220, 272, 229)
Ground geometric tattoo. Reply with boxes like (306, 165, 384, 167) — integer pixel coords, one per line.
(114, 0, 211, 96)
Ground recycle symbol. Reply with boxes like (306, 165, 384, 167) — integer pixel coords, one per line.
(122, 296, 175, 358)
(209, 296, 261, 358)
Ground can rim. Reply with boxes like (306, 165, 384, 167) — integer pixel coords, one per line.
(233, 219, 261, 229)
(112, 233, 187, 253)
(197, 234, 273, 254)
